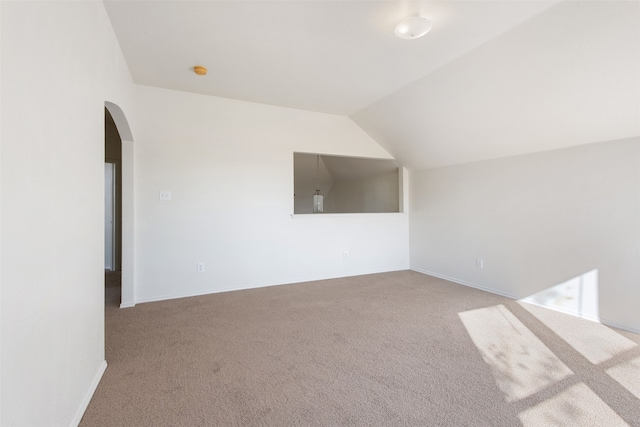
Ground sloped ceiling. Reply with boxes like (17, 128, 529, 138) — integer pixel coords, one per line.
(103, 0, 640, 170)
(352, 1, 640, 170)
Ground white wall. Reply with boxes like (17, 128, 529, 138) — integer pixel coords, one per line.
(0, 1, 135, 425)
(410, 137, 640, 333)
(133, 85, 409, 303)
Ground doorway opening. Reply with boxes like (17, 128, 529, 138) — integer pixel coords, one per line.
(105, 108, 122, 303)
(104, 101, 134, 307)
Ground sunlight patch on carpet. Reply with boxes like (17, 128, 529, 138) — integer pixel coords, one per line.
(518, 301, 637, 365)
(459, 304, 573, 402)
(606, 356, 640, 399)
(518, 382, 628, 427)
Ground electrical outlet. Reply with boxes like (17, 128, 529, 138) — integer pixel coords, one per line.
(343, 251, 349, 259)
(159, 190, 172, 201)
(197, 262, 205, 273)
(476, 259, 484, 269)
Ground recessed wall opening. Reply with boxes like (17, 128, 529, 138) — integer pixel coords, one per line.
(105, 108, 122, 275)
(294, 153, 401, 214)
(105, 101, 135, 308)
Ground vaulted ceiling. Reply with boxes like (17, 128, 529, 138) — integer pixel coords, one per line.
(103, 1, 640, 170)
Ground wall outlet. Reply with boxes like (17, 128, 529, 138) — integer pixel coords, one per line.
(159, 190, 172, 201)
(343, 251, 349, 259)
(476, 258, 484, 269)
(197, 262, 205, 273)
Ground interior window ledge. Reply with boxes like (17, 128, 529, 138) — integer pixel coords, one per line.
(290, 212, 407, 218)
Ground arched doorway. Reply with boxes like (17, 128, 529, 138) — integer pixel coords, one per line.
(104, 108, 122, 298)
(105, 101, 135, 307)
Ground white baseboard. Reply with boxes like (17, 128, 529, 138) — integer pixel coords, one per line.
(132, 267, 410, 305)
(410, 267, 519, 299)
(120, 301, 135, 308)
(411, 268, 640, 335)
(518, 297, 602, 323)
(601, 321, 640, 335)
(70, 360, 107, 427)
(520, 298, 640, 334)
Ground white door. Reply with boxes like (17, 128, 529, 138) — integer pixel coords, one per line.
(105, 163, 115, 270)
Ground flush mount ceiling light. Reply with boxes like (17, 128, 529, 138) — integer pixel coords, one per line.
(193, 65, 207, 76)
(394, 15, 432, 40)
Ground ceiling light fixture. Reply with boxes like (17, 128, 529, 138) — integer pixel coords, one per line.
(394, 15, 432, 40)
(193, 65, 207, 76)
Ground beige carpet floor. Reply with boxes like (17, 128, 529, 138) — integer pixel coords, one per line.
(82, 270, 640, 426)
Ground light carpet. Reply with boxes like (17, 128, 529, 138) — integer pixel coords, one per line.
(81, 270, 640, 426)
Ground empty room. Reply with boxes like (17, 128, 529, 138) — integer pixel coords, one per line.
(1, 0, 639, 426)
